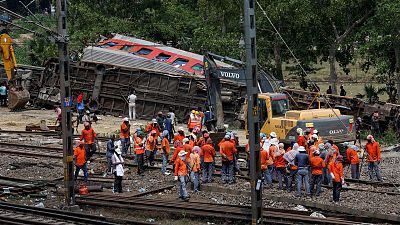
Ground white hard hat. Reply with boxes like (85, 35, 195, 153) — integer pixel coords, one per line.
(182, 138, 189, 143)
(298, 146, 306, 152)
(178, 127, 184, 132)
(123, 117, 129, 122)
(270, 132, 277, 138)
(313, 129, 319, 134)
(312, 134, 318, 139)
(152, 118, 157, 123)
(178, 150, 188, 157)
(86, 110, 90, 114)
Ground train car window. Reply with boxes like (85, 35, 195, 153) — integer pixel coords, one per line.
(98, 42, 117, 48)
(121, 45, 133, 51)
(192, 63, 203, 71)
(136, 48, 152, 55)
(173, 58, 189, 66)
(156, 53, 171, 61)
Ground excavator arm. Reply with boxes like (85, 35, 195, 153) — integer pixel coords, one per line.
(0, 33, 17, 81)
(0, 33, 30, 110)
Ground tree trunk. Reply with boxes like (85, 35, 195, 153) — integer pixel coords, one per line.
(394, 43, 400, 103)
(273, 42, 283, 81)
(329, 44, 338, 94)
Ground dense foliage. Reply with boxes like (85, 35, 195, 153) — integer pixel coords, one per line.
(6, 0, 400, 100)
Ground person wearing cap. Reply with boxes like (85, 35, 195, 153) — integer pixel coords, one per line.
(134, 132, 145, 175)
(120, 117, 131, 156)
(190, 146, 201, 192)
(296, 128, 307, 148)
(174, 150, 189, 200)
(145, 119, 161, 138)
(80, 122, 97, 161)
(146, 130, 157, 166)
(269, 132, 278, 141)
(161, 130, 171, 175)
(82, 110, 91, 124)
(346, 145, 360, 179)
(310, 149, 325, 196)
(365, 135, 382, 181)
(201, 138, 215, 183)
(220, 134, 237, 184)
(307, 139, 317, 159)
(105, 135, 116, 175)
(112, 143, 125, 193)
(284, 143, 299, 192)
(329, 155, 344, 202)
(174, 127, 186, 144)
(128, 91, 137, 120)
(311, 134, 322, 149)
(74, 141, 88, 182)
(274, 143, 288, 190)
(313, 129, 323, 144)
(294, 146, 310, 197)
(165, 113, 174, 142)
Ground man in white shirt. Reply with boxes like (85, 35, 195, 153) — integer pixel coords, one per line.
(168, 107, 176, 125)
(128, 91, 137, 120)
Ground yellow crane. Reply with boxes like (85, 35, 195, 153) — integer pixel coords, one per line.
(0, 33, 30, 109)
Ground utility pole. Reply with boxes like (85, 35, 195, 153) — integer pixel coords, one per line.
(56, 0, 74, 206)
(243, 0, 262, 224)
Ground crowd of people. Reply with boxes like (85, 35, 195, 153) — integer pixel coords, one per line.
(73, 107, 382, 202)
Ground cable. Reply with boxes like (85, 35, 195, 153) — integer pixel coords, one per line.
(256, 0, 351, 136)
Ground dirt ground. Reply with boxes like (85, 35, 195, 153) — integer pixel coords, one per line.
(1, 107, 400, 224)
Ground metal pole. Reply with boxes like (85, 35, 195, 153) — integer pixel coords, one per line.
(56, 0, 74, 206)
(243, 0, 262, 224)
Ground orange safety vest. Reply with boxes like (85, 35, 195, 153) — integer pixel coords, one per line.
(134, 137, 144, 155)
(188, 114, 199, 129)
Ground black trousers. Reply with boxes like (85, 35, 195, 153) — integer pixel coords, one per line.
(84, 144, 97, 160)
(137, 153, 144, 174)
(332, 181, 342, 202)
(114, 173, 123, 193)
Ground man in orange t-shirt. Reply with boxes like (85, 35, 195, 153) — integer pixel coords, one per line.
(120, 117, 131, 156)
(74, 141, 88, 182)
(365, 135, 382, 181)
(80, 122, 97, 161)
(146, 131, 157, 166)
(201, 139, 215, 183)
(219, 135, 237, 184)
(310, 149, 325, 196)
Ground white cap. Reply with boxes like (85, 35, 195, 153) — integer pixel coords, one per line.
(182, 138, 189, 143)
(313, 129, 319, 134)
(178, 150, 188, 157)
(178, 127, 184, 132)
(123, 117, 129, 122)
(270, 132, 277, 138)
(152, 118, 157, 123)
(298, 146, 306, 152)
(86, 110, 90, 114)
(312, 134, 318, 139)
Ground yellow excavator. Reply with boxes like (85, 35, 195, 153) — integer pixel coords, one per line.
(0, 33, 30, 109)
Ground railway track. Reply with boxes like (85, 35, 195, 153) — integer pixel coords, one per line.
(0, 201, 151, 225)
(0, 143, 62, 159)
(76, 194, 367, 224)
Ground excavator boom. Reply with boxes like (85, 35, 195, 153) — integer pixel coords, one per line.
(0, 33, 17, 81)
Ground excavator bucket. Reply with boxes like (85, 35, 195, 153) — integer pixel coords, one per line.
(8, 89, 30, 110)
